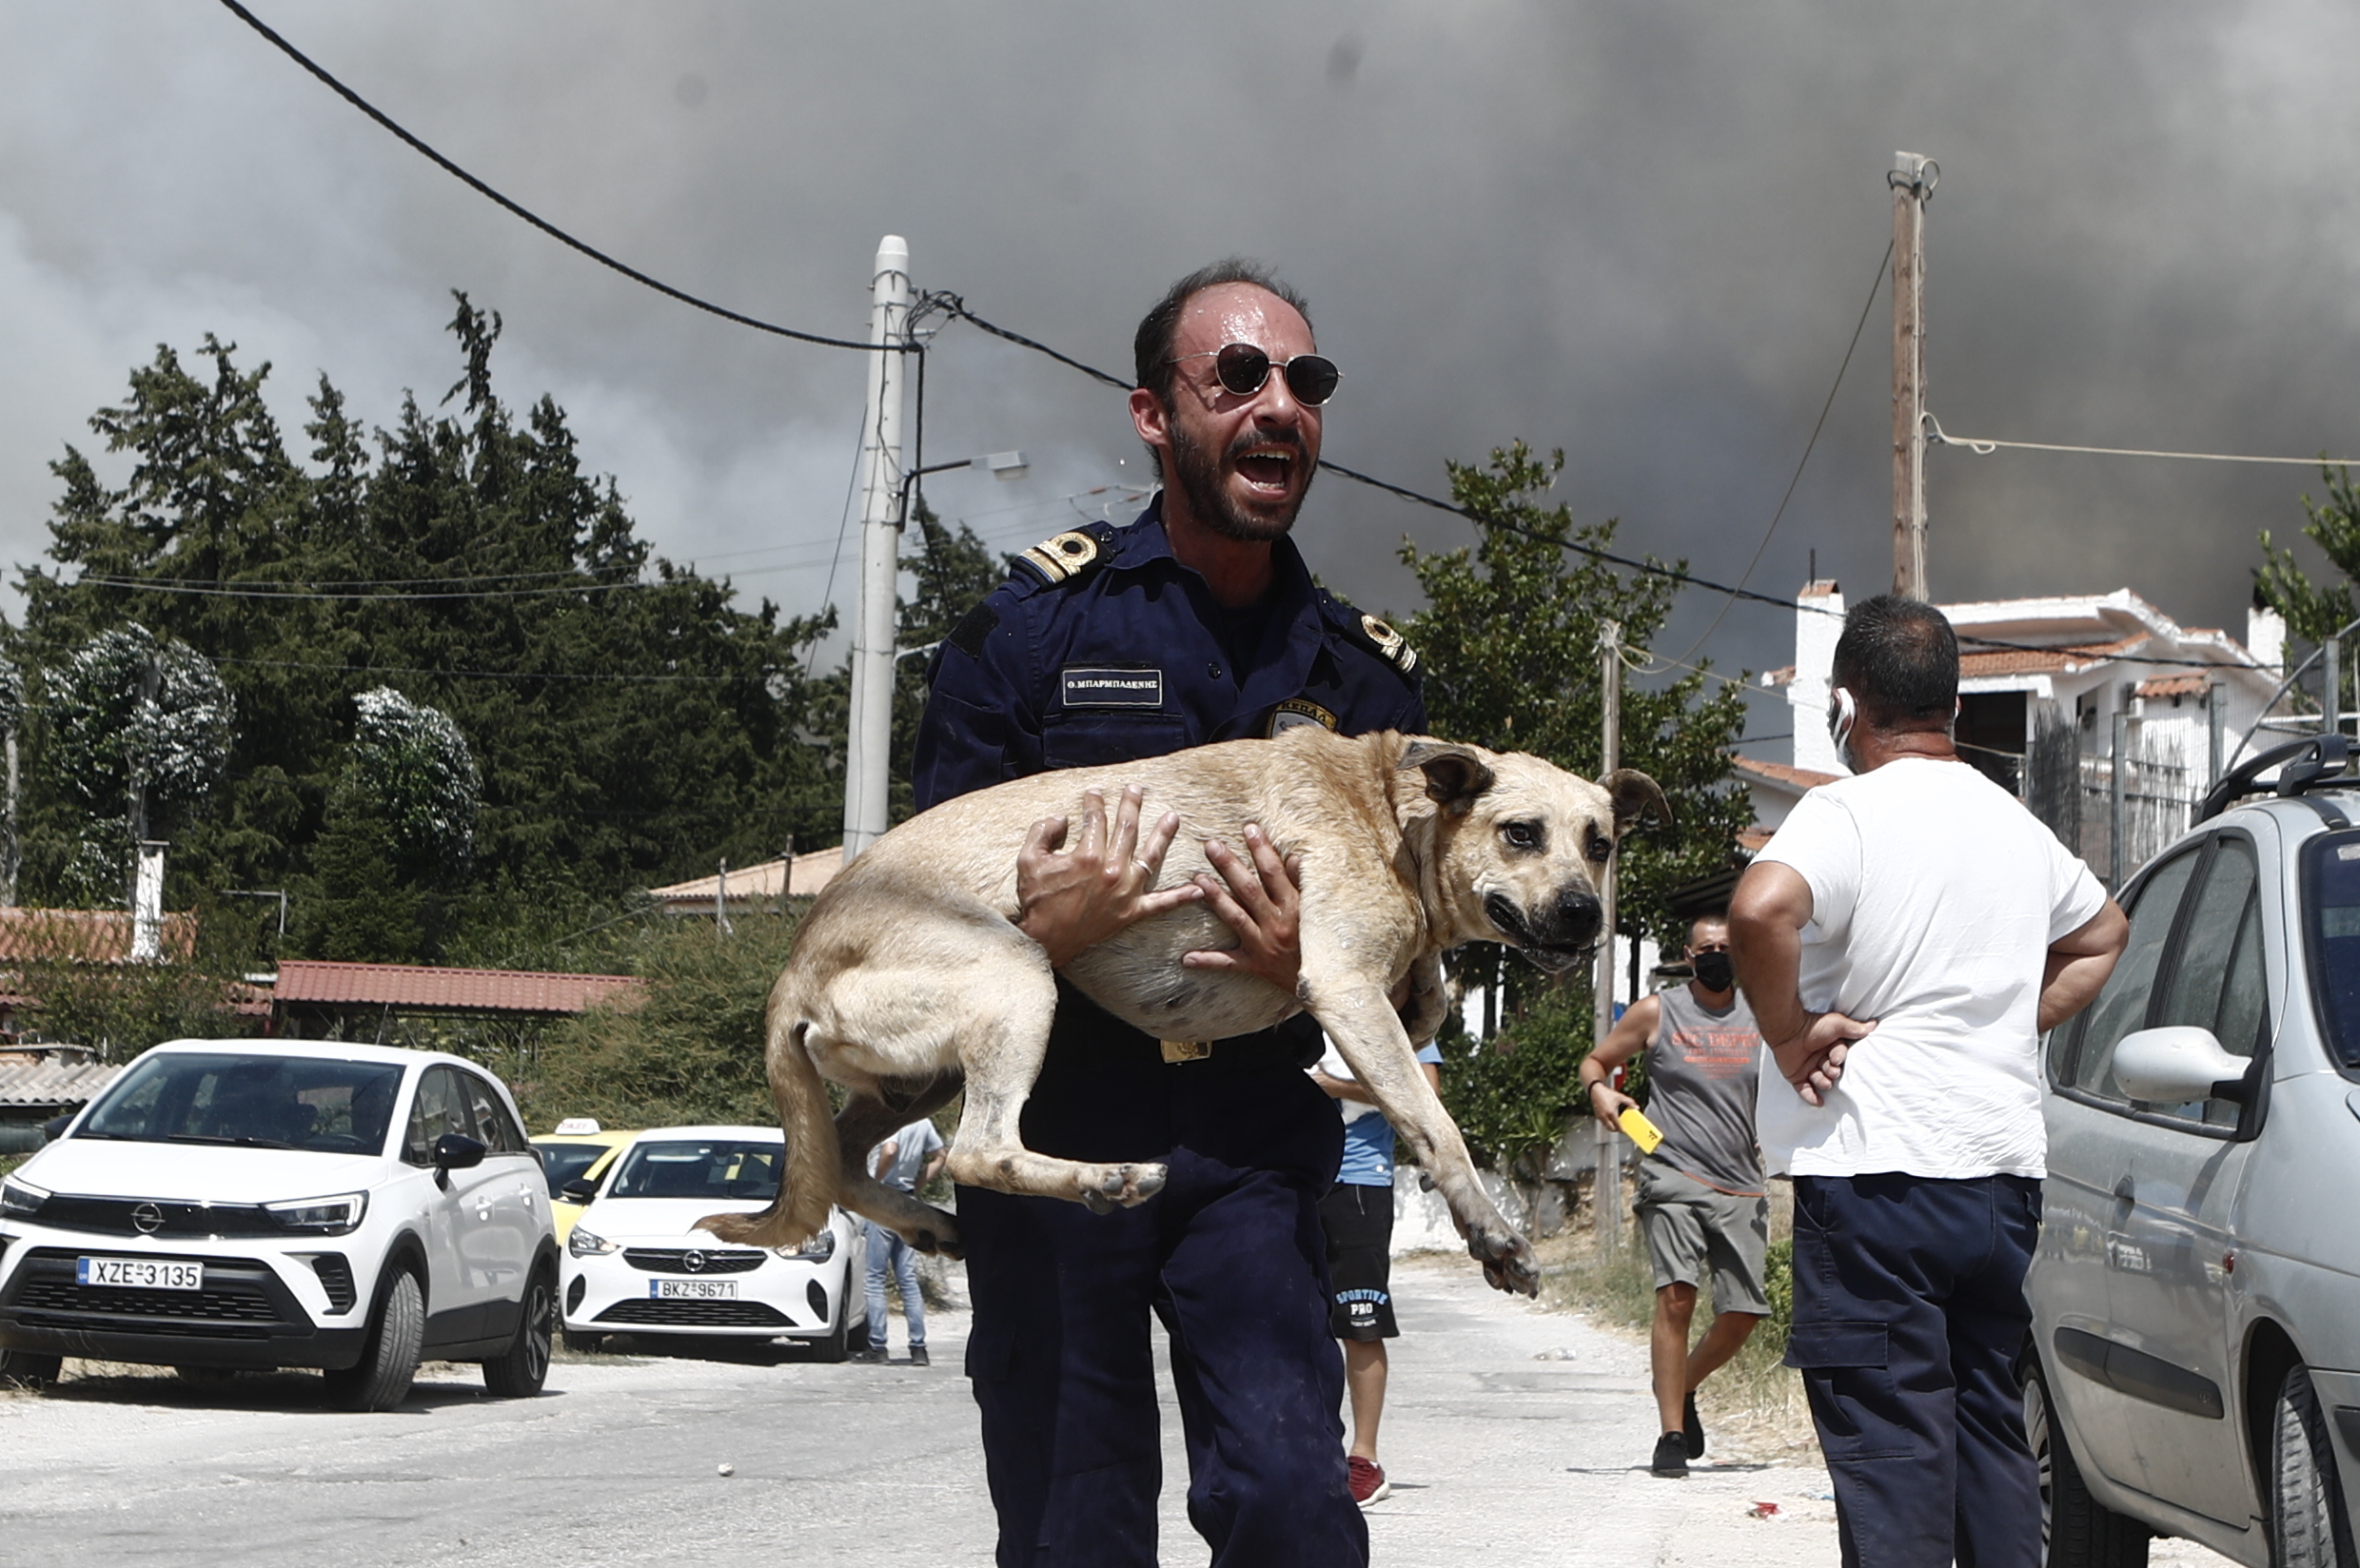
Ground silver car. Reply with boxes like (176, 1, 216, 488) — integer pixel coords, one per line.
(2026, 735, 2360, 1567)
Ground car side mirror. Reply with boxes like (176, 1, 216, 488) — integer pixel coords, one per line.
(2113, 1026, 2252, 1105)
(560, 1178, 599, 1204)
(41, 1113, 72, 1144)
(432, 1132, 487, 1189)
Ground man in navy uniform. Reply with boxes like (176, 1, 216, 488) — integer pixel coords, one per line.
(913, 260, 1424, 1567)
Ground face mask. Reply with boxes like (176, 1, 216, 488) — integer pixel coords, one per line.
(1691, 951, 1735, 992)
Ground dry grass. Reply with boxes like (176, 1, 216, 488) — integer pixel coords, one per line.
(1536, 1179, 1821, 1465)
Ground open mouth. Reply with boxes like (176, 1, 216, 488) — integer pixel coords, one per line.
(1231, 441, 1299, 497)
(1484, 892, 1594, 973)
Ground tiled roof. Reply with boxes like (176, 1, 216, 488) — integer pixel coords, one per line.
(271, 961, 640, 1015)
(0, 910, 198, 964)
(1732, 756, 1842, 792)
(1957, 636, 2146, 677)
(650, 848, 844, 906)
(0, 1059, 119, 1108)
(2136, 674, 2212, 699)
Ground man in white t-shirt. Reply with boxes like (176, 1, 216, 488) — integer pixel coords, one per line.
(1729, 594, 2127, 1568)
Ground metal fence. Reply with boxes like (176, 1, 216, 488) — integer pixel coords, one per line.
(2022, 715, 2203, 889)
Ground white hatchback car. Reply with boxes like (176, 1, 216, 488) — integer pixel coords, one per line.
(0, 1039, 558, 1410)
(560, 1125, 866, 1360)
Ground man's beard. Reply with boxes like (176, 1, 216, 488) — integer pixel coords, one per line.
(1169, 420, 1312, 543)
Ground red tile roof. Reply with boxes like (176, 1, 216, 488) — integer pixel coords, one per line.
(1732, 756, 1842, 791)
(1957, 636, 2144, 677)
(2136, 674, 2212, 699)
(271, 961, 640, 1015)
(0, 910, 197, 964)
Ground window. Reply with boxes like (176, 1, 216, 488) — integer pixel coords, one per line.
(2303, 831, 2360, 1074)
(81, 1053, 403, 1153)
(608, 1139, 782, 1202)
(456, 1071, 527, 1154)
(2153, 837, 2267, 1127)
(403, 1066, 470, 1166)
(537, 1142, 610, 1198)
(2061, 847, 2202, 1101)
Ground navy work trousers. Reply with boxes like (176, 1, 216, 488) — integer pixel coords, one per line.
(958, 985, 1366, 1568)
(1786, 1172, 2043, 1568)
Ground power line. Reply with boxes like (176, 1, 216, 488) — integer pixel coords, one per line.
(213, 656, 796, 685)
(1667, 239, 1893, 666)
(73, 573, 644, 602)
(1927, 417, 2360, 469)
(214, 0, 887, 354)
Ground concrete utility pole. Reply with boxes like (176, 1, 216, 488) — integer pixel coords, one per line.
(842, 236, 912, 862)
(1593, 620, 1623, 1256)
(2325, 634, 2344, 739)
(1890, 152, 1936, 600)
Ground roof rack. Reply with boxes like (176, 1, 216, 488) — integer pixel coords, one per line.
(2193, 734, 2353, 824)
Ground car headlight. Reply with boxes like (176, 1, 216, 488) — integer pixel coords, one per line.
(0, 1176, 49, 1220)
(569, 1225, 618, 1258)
(776, 1229, 836, 1263)
(266, 1193, 368, 1235)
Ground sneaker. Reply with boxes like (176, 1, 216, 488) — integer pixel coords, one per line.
(1651, 1432, 1690, 1478)
(1347, 1455, 1390, 1507)
(849, 1346, 887, 1364)
(908, 1345, 930, 1367)
(1682, 1390, 1705, 1460)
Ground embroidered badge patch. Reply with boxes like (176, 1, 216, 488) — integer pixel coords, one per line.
(1060, 667, 1165, 708)
(1267, 697, 1340, 736)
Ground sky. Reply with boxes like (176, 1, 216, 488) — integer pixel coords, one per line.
(8, 0, 2360, 755)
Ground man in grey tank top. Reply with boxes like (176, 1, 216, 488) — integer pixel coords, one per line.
(1579, 914, 1769, 1478)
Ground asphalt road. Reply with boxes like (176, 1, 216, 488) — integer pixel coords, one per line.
(0, 1256, 2233, 1567)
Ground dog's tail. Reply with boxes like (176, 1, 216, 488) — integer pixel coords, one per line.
(697, 996, 839, 1249)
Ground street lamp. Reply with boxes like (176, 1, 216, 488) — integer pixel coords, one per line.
(842, 445, 1030, 862)
(898, 450, 1028, 527)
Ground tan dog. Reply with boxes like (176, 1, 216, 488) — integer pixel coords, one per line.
(699, 726, 1665, 1297)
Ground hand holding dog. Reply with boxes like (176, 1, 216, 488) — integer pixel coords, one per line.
(1182, 824, 1304, 999)
(1016, 786, 1203, 969)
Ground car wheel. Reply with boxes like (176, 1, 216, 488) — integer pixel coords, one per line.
(482, 1268, 555, 1399)
(0, 1347, 63, 1390)
(811, 1298, 851, 1364)
(2023, 1356, 2149, 1567)
(323, 1267, 423, 1413)
(847, 1312, 872, 1355)
(2271, 1364, 2360, 1568)
(561, 1329, 606, 1355)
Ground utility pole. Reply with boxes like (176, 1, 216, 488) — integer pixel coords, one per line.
(1890, 152, 1936, 600)
(2207, 682, 2226, 790)
(841, 236, 912, 862)
(2324, 633, 2344, 739)
(1593, 620, 1623, 1256)
(2110, 709, 2130, 891)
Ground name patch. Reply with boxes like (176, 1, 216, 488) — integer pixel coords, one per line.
(1061, 667, 1165, 708)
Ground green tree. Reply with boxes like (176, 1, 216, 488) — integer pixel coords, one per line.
(2256, 464, 2360, 707)
(10, 298, 844, 963)
(1402, 442, 1750, 1168)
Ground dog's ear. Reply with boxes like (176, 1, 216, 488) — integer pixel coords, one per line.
(1602, 769, 1671, 836)
(1399, 738, 1495, 815)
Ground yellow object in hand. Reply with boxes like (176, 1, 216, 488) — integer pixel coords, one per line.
(1618, 1107, 1664, 1154)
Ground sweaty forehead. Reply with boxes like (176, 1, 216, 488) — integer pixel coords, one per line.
(1173, 284, 1314, 360)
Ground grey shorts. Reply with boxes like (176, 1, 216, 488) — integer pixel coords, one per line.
(1632, 1157, 1772, 1317)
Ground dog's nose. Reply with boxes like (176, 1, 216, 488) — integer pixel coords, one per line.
(1551, 889, 1602, 948)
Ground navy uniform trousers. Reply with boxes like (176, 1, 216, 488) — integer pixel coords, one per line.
(958, 982, 1367, 1568)
(1786, 1171, 2044, 1568)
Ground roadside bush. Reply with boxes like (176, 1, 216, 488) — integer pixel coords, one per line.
(516, 911, 804, 1133)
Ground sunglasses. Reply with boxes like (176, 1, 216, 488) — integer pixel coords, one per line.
(1168, 343, 1343, 406)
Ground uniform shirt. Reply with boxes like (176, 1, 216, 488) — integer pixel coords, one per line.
(914, 496, 1426, 809)
(1752, 756, 2108, 1181)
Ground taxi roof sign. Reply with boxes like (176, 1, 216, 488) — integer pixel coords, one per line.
(551, 1117, 601, 1135)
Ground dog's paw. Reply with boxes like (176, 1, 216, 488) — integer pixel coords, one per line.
(1075, 1162, 1169, 1214)
(1466, 1224, 1540, 1299)
(910, 1208, 962, 1259)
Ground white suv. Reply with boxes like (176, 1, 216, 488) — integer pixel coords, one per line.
(0, 1039, 558, 1410)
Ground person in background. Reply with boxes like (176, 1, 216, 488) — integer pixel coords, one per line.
(854, 1116, 947, 1366)
(1580, 914, 1769, 1478)
(1729, 594, 2127, 1567)
(1308, 1034, 1446, 1506)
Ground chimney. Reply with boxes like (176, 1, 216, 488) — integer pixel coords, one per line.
(1792, 579, 1849, 774)
(2246, 602, 2286, 678)
(130, 841, 166, 962)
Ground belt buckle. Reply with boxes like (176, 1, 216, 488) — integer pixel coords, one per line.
(1159, 1039, 1211, 1065)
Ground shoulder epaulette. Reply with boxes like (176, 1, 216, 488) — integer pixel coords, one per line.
(1012, 520, 1117, 589)
(1325, 589, 1420, 677)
